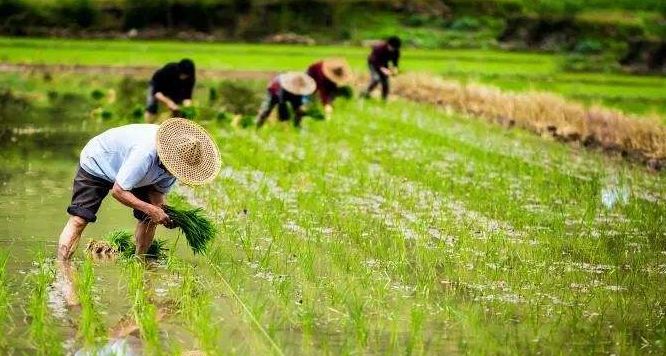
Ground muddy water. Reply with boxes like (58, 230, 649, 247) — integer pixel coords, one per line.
(0, 149, 190, 353)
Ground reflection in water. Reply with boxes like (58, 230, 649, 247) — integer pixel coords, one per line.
(601, 176, 630, 209)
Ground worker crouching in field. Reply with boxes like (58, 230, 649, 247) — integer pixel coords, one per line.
(256, 72, 317, 128)
(362, 36, 401, 100)
(57, 118, 221, 260)
(306, 58, 353, 120)
(145, 59, 196, 123)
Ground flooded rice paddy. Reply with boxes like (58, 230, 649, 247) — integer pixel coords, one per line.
(0, 71, 665, 354)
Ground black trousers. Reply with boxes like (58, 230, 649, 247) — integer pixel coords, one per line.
(365, 64, 389, 100)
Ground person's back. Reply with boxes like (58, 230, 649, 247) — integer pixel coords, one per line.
(80, 124, 172, 190)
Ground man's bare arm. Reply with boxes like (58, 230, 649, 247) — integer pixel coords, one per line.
(111, 183, 170, 225)
(154, 92, 179, 111)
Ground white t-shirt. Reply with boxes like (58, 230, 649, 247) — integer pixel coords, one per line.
(79, 124, 176, 193)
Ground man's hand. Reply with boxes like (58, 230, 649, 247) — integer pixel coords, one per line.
(147, 205, 171, 226)
(380, 67, 391, 76)
(183, 99, 192, 107)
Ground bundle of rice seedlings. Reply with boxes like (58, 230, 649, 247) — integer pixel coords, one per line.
(303, 107, 325, 121)
(146, 238, 168, 259)
(86, 230, 168, 259)
(164, 205, 217, 254)
(336, 85, 354, 100)
(105, 230, 135, 256)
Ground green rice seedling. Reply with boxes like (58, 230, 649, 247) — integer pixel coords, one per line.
(105, 230, 135, 256)
(146, 238, 168, 258)
(74, 257, 106, 350)
(303, 107, 325, 121)
(0, 252, 10, 349)
(177, 266, 220, 353)
(336, 86, 354, 100)
(27, 256, 63, 355)
(164, 205, 217, 254)
(126, 261, 162, 354)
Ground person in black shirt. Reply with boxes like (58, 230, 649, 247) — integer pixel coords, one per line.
(362, 36, 401, 100)
(145, 59, 196, 122)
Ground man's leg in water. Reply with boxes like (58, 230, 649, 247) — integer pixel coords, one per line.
(57, 216, 88, 260)
(133, 187, 164, 255)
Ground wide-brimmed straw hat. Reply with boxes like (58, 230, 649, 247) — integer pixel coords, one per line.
(156, 118, 221, 185)
(321, 58, 353, 86)
(279, 72, 316, 96)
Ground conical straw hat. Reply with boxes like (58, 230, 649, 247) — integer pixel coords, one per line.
(321, 58, 353, 86)
(156, 118, 221, 185)
(279, 72, 316, 96)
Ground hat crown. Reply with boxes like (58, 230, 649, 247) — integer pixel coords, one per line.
(177, 135, 202, 166)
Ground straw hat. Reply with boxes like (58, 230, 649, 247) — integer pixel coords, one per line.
(321, 58, 353, 86)
(156, 118, 221, 185)
(279, 72, 316, 96)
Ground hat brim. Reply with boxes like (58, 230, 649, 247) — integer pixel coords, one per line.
(279, 72, 317, 96)
(156, 118, 221, 185)
(321, 58, 353, 86)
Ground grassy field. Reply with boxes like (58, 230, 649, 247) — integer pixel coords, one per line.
(0, 66, 665, 354)
(1, 37, 665, 118)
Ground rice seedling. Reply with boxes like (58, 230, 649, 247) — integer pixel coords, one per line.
(73, 257, 106, 350)
(86, 230, 168, 259)
(176, 264, 220, 353)
(164, 205, 217, 254)
(125, 261, 163, 354)
(0, 252, 10, 350)
(26, 256, 63, 355)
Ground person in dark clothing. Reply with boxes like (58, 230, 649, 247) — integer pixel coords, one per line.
(145, 59, 196, 122)
(363, 36, 401, 100)
(255, 72, 316, 128)
(306, 58, 352, 120)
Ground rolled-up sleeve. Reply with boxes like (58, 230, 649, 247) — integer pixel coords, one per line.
(115, 150, 152, 191)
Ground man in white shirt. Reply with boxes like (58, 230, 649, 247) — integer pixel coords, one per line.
(57, 118, 221, 260)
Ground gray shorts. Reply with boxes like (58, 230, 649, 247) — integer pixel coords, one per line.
(67, 166, 158, 223)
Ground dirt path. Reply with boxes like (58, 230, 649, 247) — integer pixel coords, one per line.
(0, 62, 276, 80)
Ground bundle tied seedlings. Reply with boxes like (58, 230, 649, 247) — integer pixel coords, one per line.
(86, 230, 167, 258)
(164, 205, 217, 254)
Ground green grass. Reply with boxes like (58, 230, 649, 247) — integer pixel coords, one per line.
(0, 60, 665, 353)
(1, 37, 663, 118)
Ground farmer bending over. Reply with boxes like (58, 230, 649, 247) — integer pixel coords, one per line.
(256, 72, 316, 128)
(362, 36, 401, 100)
(57, 118, 221, 260)
(306, 58, 353, 120)
(145, 59, 196, 123)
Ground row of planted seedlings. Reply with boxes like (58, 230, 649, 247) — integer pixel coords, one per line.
(193, 96, 664, 354)
(189, 114, 541, 352)
(333, 100, 666, 353)
(189, 130, 460, 353)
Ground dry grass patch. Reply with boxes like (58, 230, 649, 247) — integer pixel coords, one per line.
(389, 73, 666, 169)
